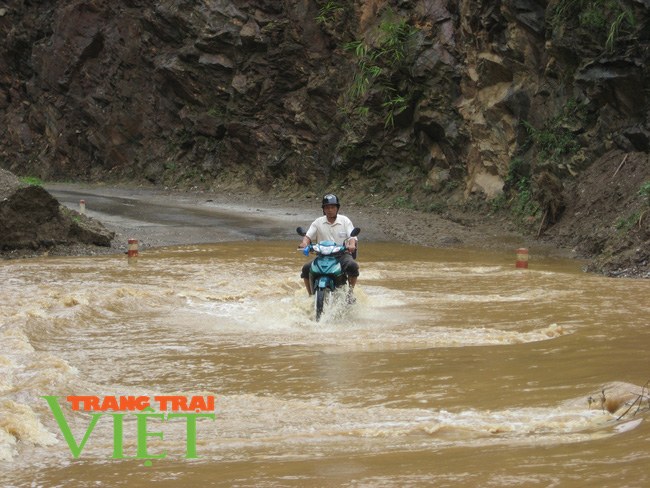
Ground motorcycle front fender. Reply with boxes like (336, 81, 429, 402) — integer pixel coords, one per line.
(316, 276, 335, 291)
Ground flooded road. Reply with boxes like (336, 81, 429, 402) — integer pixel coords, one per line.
(1, 241, 649, 487)
(48, 186, 311, 246)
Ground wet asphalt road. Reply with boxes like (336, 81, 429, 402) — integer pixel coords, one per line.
(47, 185, 307, 248)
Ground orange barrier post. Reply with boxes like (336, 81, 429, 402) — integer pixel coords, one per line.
(516, 248, 529, 268)
(128, 239, 139, 264)
(79, 199, 86, 215)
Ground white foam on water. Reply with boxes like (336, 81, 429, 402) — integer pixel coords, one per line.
(174, 281, 571, 350)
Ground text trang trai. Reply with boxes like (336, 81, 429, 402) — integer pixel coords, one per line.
(41, 395, 215, 463)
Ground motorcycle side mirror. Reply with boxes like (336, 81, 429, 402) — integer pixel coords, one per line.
(296, 226, 306, 237)
(350, 227, 360, 260)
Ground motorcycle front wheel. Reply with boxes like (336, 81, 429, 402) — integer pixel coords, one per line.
(315, 287, 328, 321)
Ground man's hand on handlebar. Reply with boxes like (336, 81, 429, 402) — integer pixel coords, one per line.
(346, 238, 357, 254)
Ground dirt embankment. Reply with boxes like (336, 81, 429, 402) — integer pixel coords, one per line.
(0, 168, 114, 258)
(541, 151, 650, 278)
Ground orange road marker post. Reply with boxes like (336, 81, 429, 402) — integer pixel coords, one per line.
(128, 239, 139, 265)
(516, 248, 529, 269)
(79, 199, 86, 215)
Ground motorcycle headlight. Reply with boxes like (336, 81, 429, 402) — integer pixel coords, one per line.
(319, 245, 336, 255)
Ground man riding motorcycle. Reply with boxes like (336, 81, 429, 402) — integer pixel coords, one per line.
(298, 194, 359, 300)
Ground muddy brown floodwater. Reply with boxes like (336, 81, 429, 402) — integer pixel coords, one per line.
(1, 186, 649, 487)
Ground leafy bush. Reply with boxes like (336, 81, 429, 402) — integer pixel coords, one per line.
(315, 2, 344, 25)
(512, 177, 537, 217)
(21, 176, 44, 187)
(551, 0, 636, 51)
(521, 99, 588, 167)
(638, 181, 650, 204)
(617, 211, 642, 232)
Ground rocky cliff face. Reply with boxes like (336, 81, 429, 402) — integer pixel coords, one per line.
(1, 0, 648, 189)
(1, 0, 353, 187)
(0, 0, 649, 270)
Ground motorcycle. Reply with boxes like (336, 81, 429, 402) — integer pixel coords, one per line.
(297, 226, 360, 321)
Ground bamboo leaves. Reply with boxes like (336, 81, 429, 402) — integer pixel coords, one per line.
(343, 7, 417, 128)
